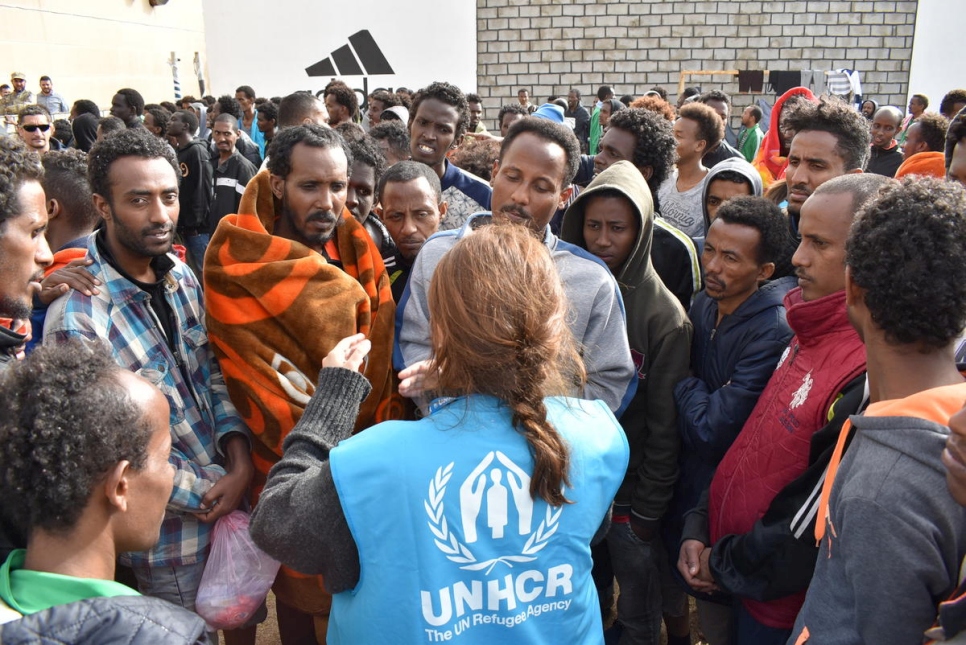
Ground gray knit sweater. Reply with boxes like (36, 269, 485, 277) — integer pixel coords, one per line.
(249, 367, 371, 593)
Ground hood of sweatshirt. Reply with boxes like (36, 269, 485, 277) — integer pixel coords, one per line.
(851, 382, 966, 478)
(191, 102, 210, 140)
(559, 160, 657, 289)
(700, 157, 764, 230)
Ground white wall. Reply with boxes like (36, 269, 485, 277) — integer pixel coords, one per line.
(202, 0, 477, 102)
(0, 0, 208, 111)
(908, 0, 966, 110)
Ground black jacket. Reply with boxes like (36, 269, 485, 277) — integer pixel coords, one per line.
(866, 143, 904, 177)
(0, 595, 210, 644)
(176, 139, 214, 232)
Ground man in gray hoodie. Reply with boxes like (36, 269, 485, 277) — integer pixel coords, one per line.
(790, 177, 966, 645)
(396, 117, 636, 416)
(561, 160, 692, 645)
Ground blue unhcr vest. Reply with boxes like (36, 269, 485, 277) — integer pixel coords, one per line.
(329, 395, 628, 644)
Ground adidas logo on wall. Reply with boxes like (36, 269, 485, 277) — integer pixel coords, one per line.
(306, 30, 394, 77)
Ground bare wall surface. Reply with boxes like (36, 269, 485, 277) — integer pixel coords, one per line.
(476, 0, 917, 123)
(0, 0, 208, 113)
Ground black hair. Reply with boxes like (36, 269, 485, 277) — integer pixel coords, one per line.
(747, 105, 763, 123)
(376, 159, 442, 203)
(596, 86, 614, 101)
(498, 103, 529, 125)
(258, 100, 278, 123)
(215, 94, 243, 120)
(278, 91, 323, 128)
(335, 121, 366, 143)
(466, 93, 482, 105)
(940, 89, 966, 118)
(914, 113, 949, 153)
(324, 80, 359, 119)
(450, 138, 500, 182)
(680, 87, 701, 101)
(678, 102, 725, 151)
(649, 86, 668, 101)
(911, 93, 929, 109)
(782, 96, 871, 171)
(214, 113, 239, 130)
(267, 124, 353, 179)
(88, 128, 179, 202)
(115, 88, 145, 117)
(97, 116, 126, 137)
(347, 136, 387, 187)
(501, 117, 580, 186)
(236, 85, 256, 100)
(42, 149, 99, 230)
(847, 177, 966, 349)
(144, 106, 171, 137)
(172, 109, 198, 134)
(0, 341, 155, 535)
(72, 99, 101, 118)
(714, 196, 793, 266)
(619, 95, 634, 107)
(0, 137, 44, 227)
(159, 101, 178, 114)
(369, 121, 411, 160)
(0, 84, 9, 91)
(410, 81, 470, 141)
(17, 104, 50, 125)
(203, 95, 216, 107)
(39, 75, 51, 83)
(699, 89, 731, 107)
(369, 89, 399, 110)
(52, 119, 73, 147)
(946, 111, 966, 170)
(607, 107, 677, 195)
(708, 169, 754, 190)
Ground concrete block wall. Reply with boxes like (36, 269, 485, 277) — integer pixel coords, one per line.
(475, 0, 917, 127)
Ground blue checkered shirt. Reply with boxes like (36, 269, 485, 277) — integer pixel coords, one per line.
(44, 233, 250, 567)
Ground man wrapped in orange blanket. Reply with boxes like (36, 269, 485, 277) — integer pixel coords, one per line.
(204, 125, 399, 642)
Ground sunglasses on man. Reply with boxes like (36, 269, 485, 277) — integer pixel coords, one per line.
(21, 124, 50, 133)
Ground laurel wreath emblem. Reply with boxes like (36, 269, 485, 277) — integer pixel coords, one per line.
(425, 462, 562, 574)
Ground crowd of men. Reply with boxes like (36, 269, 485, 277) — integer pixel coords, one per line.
(0, 65, 965, 645)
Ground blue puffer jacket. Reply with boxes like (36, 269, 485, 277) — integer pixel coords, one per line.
(0, 595, 210, 644)
(670, 275, 797, 524)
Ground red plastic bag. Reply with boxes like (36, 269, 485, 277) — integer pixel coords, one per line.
(195, 510, 281, 630)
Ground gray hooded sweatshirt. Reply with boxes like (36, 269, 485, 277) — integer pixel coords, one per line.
(698, 156, 763, 242)
(560, 160, 692, 528)
(395, 213, 637, 416)
(791, 383, 966, 645)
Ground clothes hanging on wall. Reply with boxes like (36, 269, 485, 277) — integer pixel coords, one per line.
(769, 70, 803, 96)
(738, 70, 765, 93)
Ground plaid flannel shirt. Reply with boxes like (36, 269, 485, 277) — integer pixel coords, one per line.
(44, 233, 250, 567)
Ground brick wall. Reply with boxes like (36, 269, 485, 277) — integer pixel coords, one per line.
(476, 0, 917, 127)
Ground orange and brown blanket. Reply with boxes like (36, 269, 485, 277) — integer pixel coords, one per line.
(205, 169, 401, 619)
(205, 169, 400, 496)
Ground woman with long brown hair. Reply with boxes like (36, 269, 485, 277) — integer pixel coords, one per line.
(251, 223, 628, 644)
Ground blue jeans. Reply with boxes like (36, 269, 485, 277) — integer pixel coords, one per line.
(131, 560, 207, 613)
(606, 522, 679, 645)
(181, 232, 210, 278)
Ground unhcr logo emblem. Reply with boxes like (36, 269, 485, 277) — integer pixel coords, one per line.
(425, 452, 562, 575)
